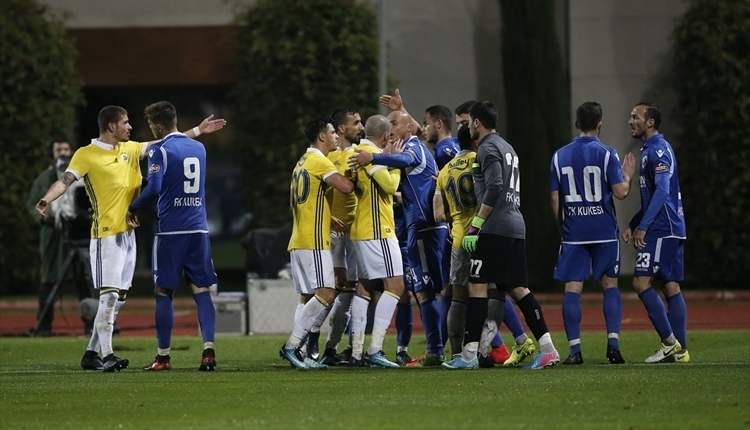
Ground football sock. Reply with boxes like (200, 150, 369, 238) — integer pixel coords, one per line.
(516, 293, 552, 345)
(155, 295, 174, 351)
(666, 292, 688, 350)
(94, 290, 118, 357)
(503, 296, 526, 342)
(367, 292, 399, 356)
(603, 288, 622, 349)
(638, 287, 674, 342)
(420, 297, 444, 356)
(563, 291, 582, 356)
(462, 297, 488, 360)
(439, 294, 451, 351)
(538, 332, 555, 354)
(487, 298, 505, 348)
(479, 319, 497, 356)
(350, 295, 370, 360)
(194, 291, 216, 344)
(293, 300, 304, 324)
(285, 295, 330, 350)
(325, 291, 353, 350)
(396, 301, 413, 350)
(447, 300, 467, 356)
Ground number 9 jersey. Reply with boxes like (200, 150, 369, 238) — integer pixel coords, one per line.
(435, 150, 477, 249)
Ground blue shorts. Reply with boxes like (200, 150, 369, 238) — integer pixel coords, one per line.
(634, 236, 684, 282)
(553, 241, 620, 282)
(406, 225, 447, 293)
(152, 233, 218, 289)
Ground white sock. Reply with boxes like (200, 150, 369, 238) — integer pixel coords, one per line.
(326, 292, 353, 350)
(478, 319, 498, 357)
(350, 295, 369, 360)
(447, 301, 467, 356)
(367, 292, 399, 355)
(285, 297, 329, 349)
(461, 341, 479, 361)
(538, 332, 555, 354)
(293, 301, 304, 325)
(94, 291, 118, 357)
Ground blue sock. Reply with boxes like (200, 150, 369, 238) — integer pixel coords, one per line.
(638, 287, 673, 341)
(194, 291, 216, 344)
(666, 292, 688, 350)
(155, 295, 174, 350)
(490, 332, 504, 348)
(439, 295, 450, 350)
(563, 292, 582, 356)
(396, 301, 413, 348)
(502, 296, 525, 339)
(421, 298, 444, 356)
(602, 288, 622, 349)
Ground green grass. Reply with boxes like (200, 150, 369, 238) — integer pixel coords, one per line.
(1, 331, 748, 429)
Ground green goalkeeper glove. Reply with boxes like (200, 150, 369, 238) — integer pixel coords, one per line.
(461, 216, 485, 253)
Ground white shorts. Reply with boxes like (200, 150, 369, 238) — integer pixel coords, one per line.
(290, 249, 335, 295)
(331, 233, 358, 281)
(450, 247, 470, 287)
(89, 230, 136, 291)
(353, 238, 403, 280)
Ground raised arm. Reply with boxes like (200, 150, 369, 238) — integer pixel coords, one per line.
(36, 172, 76, 216)
(379, 88, 423, 140)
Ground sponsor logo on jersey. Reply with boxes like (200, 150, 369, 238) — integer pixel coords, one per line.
(656, 149, 665, 157)
(655, 162, 668, 173)
(149, 164, 160, 173)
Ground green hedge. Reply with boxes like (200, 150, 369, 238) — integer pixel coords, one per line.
(0, 0, 83, 293)
(233, 0, 379, 228)
(670, 0, 750, 287)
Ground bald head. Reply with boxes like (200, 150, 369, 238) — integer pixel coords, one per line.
(387, 110, 413, 142)
(365, 115, 390, 138)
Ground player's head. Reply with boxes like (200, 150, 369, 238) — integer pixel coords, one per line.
(422, 105, 453, 144)
(386, 110, 413, 143)
(47, 138, 72, 161)
(305, 116, 338, 153)
(144, 101, 178, 139)
(331, 107, 364, 145)
(454, 100, 476, 128)
(456, 125, 475, 151)
(629, 102, 661, 141)
(468, 101, 497, 140)
(364, 115, 390, 148)
(98, 105, 131, 142)
(575, 101, 603, 134)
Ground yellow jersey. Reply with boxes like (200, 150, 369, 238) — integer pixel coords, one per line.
(435, 150, 478, 249)
(66, 139, 147, 239)
(327, 145, 358, 226)
(288, 148, 338, 251)
(350, 140, 399, 241)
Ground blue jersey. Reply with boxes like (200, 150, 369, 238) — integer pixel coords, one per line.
(434, 137, 460, 170)
(130, 133, 209, 234)
(629, 133, 686, 238)
(551, 136, 624, 243)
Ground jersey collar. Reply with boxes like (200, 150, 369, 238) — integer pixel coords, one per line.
(91, 139, 115, 150)
(455, 149, 473, 157)
(358, 138, 379, 149)
(306, 147, 325, 157)
(643, 133, 664, 148)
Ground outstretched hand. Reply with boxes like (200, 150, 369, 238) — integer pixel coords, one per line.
(621, 152, 636, 180)
(349, 148, 374, 170)
(198, 114, 227, 135)
(379, 88, 403, 111)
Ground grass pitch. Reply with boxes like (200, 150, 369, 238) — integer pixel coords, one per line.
(0, 330, 748, 429)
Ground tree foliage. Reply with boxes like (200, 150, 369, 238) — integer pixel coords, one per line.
(0, 0, 83, 293)
(499, 0, 570, 290)
(670, 0, 750, 287)
(233, 0, 379, 227)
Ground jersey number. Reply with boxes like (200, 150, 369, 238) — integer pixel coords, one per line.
(183, 157, 200, 194)
(469, 259, 483, 277)
(561, 165, 602, 202)
(504, 153, 520, 191)
(635, 252, 651, 269)
(292, 169, 310, 205)
(445, 172, 477, 211)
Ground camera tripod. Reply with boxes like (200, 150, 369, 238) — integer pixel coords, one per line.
(30, 240, 96, 337)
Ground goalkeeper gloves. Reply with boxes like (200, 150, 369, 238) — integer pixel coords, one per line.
(462, 216, 485, 253)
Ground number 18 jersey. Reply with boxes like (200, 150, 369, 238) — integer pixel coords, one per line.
(550, 136, 624, 243)
(436, 150, 477, 249)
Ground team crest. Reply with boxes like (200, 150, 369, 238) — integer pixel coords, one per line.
(656, 149, 665, 157)
(614, 264, 619, 274)
(121, 153, 129, 162)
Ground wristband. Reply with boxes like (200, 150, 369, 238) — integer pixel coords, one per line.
(192, 126, 201, 137)
(471, 216, 485, 229)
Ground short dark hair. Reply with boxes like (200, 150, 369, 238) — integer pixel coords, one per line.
(144, 101, 177, 129)
(468, 101, 497, 130)
(330, 107, 358, 130)
(575, 102, 602, 132)
(97, 105, 127, 133)
(456, 125, 473, 150)
(47, 138, 72, 159)
(304, 117, 332, 143)
(636, 102, 662, 129)
(455, 100, 476, 116)
(425, 105, 453, 133)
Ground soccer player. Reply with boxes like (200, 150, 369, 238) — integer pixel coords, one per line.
(550, 101, 636, 365)
(443, 101, 560, 370)
(622, 102, 689, 364)
(279, 117, 355, 370)
(454, 101, 475, 129)
(318, 107, 363, 365)
(36, 105, 225, 372)
(348, 114, 405, 368)
(126, 101, 221, 371)
(350, 109, 448, 367)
